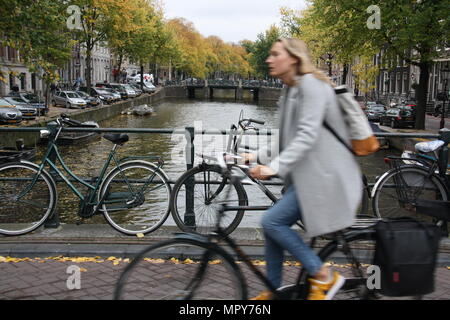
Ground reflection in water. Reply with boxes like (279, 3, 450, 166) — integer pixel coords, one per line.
(32, 98, 399, 226)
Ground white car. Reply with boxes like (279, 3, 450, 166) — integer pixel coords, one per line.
(52, 91, 87, 109)
(128, 73, 153, 83)
(131, 81, 156, 93)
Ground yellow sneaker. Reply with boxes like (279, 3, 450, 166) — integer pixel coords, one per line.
(307, 271, 345, 300)
(250, 290, 274, 300)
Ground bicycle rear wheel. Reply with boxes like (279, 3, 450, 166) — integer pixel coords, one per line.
(100, 162, 171, 235)
(114, 238, 247, 300)
(0, 162, 57, 235)
(170, 164, 247, 236)
(318, 229, 378, 300)
(372, 165, 448, 221)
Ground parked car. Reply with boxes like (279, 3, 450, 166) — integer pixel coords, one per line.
(75, 91, 102, 107)
(9, 92, 47, 116)
(52, 91, 87, 109)
(104, 83, 128, 99)
(123, 84, 137, 98)
(365, 104, 386, 122)
(380, 108, 416, 128)
(3, 96, 37, 119)
(80, 87, 115, 105)
(129, 84, 143, 96)
(0, 98, 22, 124)
(100, 88, 121, 102)
(131, 81, 156, 93)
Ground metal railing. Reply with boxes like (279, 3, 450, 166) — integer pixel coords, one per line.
(0, 126, 446, 229)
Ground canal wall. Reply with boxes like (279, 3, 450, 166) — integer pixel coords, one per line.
(1, 88, 168, 147)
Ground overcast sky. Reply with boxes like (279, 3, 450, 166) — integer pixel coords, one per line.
(163, 0, 308, 43)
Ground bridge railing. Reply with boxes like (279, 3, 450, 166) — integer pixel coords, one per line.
(0, 125, 446, 228)
(163, 79, 284, 89)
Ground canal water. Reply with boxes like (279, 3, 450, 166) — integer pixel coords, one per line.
(36, 98, 400, 227)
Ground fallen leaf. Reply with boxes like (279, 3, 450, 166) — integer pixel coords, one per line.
(136, 233, 144, 238)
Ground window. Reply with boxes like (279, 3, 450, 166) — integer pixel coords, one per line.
(31, 73, 36, 90)
(403, 72, 408, 93)
(20, 73, 26, 90)
(9, 73, 14, 89)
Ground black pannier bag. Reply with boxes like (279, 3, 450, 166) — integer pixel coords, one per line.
(373, 219, 442, 296)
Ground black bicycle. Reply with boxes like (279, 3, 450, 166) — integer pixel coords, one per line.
(115, 153, 378, 300)
(371, 129, 450, 234)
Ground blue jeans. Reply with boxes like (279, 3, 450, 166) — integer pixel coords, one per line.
(261, 186, 323, 289)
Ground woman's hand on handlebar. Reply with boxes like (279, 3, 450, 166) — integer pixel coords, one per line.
(239, 153, 257, 164)
(249, 165, 276, 180)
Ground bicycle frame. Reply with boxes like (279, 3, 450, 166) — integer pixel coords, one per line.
(22, 125, 165, 213)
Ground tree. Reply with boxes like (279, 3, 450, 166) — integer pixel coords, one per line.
(294, 0, 450, 129)
(0, 0, 73, 104)
(248, 25, 283, 78)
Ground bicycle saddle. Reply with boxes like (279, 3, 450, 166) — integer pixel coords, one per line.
(415, 140, 445, 153)
(103, 133, 129, 145)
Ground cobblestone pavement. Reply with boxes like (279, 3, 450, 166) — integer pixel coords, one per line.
(0, 256, 449, 300)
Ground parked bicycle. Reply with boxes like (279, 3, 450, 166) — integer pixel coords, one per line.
(115, 153, 377, 300)
(170, 112, 371, 236)
(0, 114, 171, 236)
(371, 129, 450, 234)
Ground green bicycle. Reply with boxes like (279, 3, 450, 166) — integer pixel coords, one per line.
(0, 114, 171, 236)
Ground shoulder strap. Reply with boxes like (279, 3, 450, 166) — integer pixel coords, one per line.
(323, 121, 356, 156)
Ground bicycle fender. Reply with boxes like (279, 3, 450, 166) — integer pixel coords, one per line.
(370, 165, 444, 199)
(115, 160, 170, 182)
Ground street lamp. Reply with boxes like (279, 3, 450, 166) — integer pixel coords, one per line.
(439, 66, 450, 129)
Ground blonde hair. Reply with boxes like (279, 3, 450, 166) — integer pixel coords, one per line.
(277, 38, 334, 86)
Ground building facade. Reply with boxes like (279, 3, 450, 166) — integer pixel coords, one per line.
(0, 46, 45, 96)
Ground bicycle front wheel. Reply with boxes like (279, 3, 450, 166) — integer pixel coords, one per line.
(100, 162, 171, 235)
(0, 162, 57, 236)
(170, 164, 247, 236)
(114, 238, 247, 300)
(372, 165, 448, 221)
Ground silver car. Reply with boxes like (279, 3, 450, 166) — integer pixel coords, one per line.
(123, 84, 137, 98)
(52, 91, 87, 109)
(4, 96, 37, 119)
(0, 98, 22, 124)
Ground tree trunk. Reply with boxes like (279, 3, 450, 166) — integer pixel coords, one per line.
(342, 64, 349, 85)
(415, 61, 430, 130)
(140, 64, 144, 90)
(116, 54, 124, 82)
(86, 46, 92, 92)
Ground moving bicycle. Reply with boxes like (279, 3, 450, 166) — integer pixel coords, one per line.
(115, 152, 377, 300)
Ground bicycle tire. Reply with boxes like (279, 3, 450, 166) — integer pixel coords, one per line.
(170, 164, 247, 236)
(0, 162, 57, 236)
(318, 229, 378, 300)
(114, 237, 247, 300)
(372, 165, 448, 221)
(99, 161, 171, 235)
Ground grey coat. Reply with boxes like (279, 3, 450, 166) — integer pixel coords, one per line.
(257, 74, 362, 237)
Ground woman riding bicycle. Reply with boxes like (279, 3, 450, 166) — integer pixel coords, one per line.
(242, 38, 363, 300)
